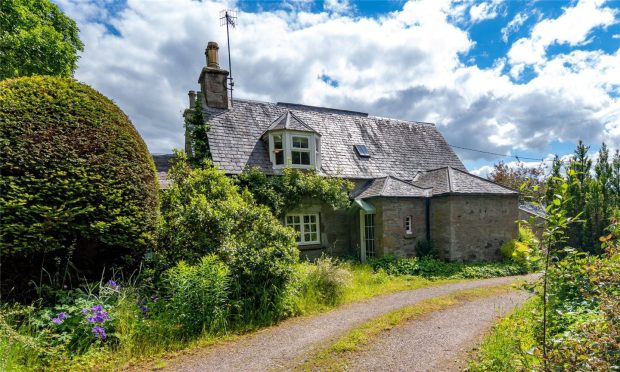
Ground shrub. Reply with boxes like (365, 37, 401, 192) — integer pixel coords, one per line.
(158, 152, 299, 325)
(0, 278, 140, 369)
(368, 255, 526, 279)
(415, 239, 436, 258)
(0, 77, 158, 299)
(500, 226, 541, 270)
(296, 256, 352, 310)
(163, 255, 229, 337)
(235, 167, 353, 217)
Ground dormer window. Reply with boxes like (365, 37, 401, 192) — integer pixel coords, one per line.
(273, 134, 284, 165)
(263, 111, 321, 170)
(291, 136, 310, 165)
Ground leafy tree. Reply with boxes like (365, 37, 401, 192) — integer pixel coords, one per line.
(0, 0, 84, 79)
(235, 167, 353, 218)
(184, 99, 210, 164)
(158, 152, 299, 323)
(488, 161, 547, 202)
(0, 77, 158, 300)
(544, 142, 620, 253)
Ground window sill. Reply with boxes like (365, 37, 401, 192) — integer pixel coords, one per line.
(298, 244, 323, 251)
(403, 234, 416, 239)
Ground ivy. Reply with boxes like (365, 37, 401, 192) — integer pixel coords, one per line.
(235, 167, 353, 217)
(184, 99, 210, 165)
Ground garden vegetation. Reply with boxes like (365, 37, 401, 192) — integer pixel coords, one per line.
(0, 76, 159, 300)
(469, 162, 620, 370)
(0, 0, 84, 79)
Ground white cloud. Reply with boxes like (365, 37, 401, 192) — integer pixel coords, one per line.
(469, 0, 502, 23)
(54, 0, 619, 167)
(508, 0, 616, 68)
(323, 0, 352, 14)
(501, 11, 528, 43)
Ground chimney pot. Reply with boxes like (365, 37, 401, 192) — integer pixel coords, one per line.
(206, 42, 219, 69)
(188, 90, 196, 107)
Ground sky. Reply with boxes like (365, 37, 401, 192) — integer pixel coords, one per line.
(54, 0, 620, 176)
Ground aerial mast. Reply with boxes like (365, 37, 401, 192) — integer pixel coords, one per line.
(220, 9, 237, 106)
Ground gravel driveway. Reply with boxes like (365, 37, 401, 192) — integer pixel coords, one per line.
(348, 289, 531, 371)
(160, 274, 536, 372)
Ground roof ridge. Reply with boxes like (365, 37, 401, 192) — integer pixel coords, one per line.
(450, 167, 520, 193)
(379, 176, 390, 196)
(446, 166, 453, 192)
(284, 111, 291, 129)
(367, 115, 436, 127)
(390, 175, 433, 190)
(288, 110, 318, 133)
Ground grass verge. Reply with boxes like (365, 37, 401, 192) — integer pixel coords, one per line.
(467, 296, 540, 371)
(298, 282, 520, 372)
(296, 263, 463, 315)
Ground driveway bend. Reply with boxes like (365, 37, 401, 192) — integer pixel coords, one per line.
(161, 274, 537, 372)
(348, 289, 531, 371)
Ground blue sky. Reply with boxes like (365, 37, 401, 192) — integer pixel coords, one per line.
(55, 0, 620, 176)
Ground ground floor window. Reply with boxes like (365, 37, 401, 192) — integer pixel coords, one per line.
(405, 215, 413, 234)
(285, 213, 320, 245)
(364, 213, 376, 257)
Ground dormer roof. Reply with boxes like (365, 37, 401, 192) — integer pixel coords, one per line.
(261, 110, 319, 138)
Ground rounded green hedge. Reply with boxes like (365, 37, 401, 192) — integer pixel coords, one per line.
(0, 76, 158, 292)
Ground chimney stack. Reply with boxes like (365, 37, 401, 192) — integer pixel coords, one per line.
(206, 42, 219, 68)
(198, 41, 229, 109)
(188, 90, 196, 108)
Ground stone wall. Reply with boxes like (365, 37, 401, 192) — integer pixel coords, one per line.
(431, 194, 518, 261)
(288, 199, 353, 260)
(371, 198, 427, 258)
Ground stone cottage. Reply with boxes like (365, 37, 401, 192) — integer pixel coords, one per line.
(154, 42, 519, 262)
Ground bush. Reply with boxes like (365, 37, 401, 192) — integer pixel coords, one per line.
(163, 255, 229, 338)
(0, 77, 158, 299)
(500, 226, 540, 270)
(296, 256, 352, 310)
(158, 152, 299, 325)
(368, 255, 527, 279)
(0, 278, 142, 369)
(415, 239, 436, 258)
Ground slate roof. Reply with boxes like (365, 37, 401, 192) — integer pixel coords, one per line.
(412, 167, 518, 195)
(262, 110, 319, 136)
(204, 99, 466, 179)
(519, 202, 547, 218)
(152, 154, 174, 189)
(353, 176, 432, 199)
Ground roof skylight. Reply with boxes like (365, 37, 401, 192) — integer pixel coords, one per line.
(354, 144, 370, 158)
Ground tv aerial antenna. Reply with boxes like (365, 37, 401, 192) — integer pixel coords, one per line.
(220, 9, 237, 106)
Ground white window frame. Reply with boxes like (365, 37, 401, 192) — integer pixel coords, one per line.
(405, 215, 413, 235)
(285, 213, 320, 245)
(268, 131, 319, 171)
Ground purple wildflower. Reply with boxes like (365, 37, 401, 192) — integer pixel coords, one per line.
(91, 305, 103, 312)
(52, 317, 63, 325)
(107, 279, 120, 290)
(92, 326, 107, 340)
(57, 312, 67, 320)
(81, 308, 89, 314)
